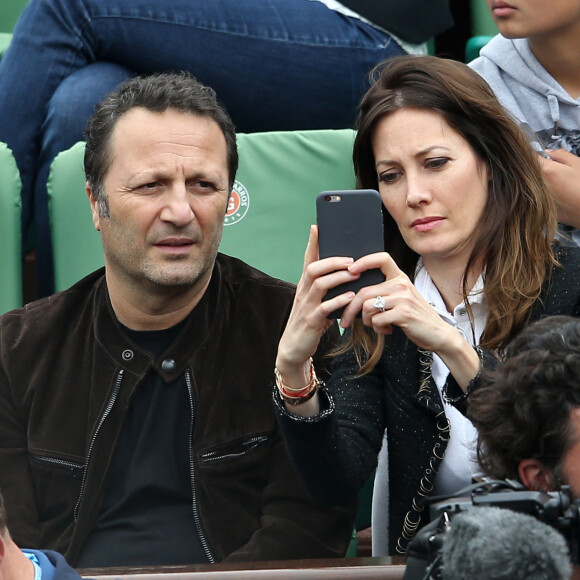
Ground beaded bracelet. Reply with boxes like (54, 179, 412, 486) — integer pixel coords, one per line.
(442, 347, 484, 405)
(275, 358, 320, 406)
(443, 370, 481, 405)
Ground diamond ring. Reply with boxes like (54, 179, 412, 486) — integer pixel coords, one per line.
(373, 295, 386, 312)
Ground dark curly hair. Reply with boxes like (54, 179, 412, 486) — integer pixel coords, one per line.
(468, 315, 580, 482)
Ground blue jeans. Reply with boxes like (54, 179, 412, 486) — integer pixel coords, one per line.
(0, 0, 405, 297)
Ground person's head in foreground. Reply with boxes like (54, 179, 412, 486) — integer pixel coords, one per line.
(469, 315, 580, 497)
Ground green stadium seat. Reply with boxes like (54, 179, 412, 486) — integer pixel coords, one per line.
(222, 129, 357, 283)
(48, 129, 357, 291)
(0, 0, 28, 33)
(470, 0, 498, 37)
(0, 0, 28, 58)
(47, 141, 102, 292)
(465, 35, 494, 63)
(0, 142, 22, 313)
(0, 32, 12, 60)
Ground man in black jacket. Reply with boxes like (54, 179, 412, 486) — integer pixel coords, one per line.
(0, 72, 355, 568)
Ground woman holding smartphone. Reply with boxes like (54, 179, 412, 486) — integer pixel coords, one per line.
(273, 55, 580, 556)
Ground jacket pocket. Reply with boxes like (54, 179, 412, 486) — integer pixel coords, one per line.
(199, 433, 273, 465)
(30, 453, 85, 474)
(29, 452, 85, 524)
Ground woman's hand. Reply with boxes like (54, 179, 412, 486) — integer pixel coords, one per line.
(340, 252, 481, 390)
(275, 225, 360, 388)
(339, 252, 451, 349)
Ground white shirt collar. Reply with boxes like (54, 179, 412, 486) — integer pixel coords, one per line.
(414, 259, 485, 325)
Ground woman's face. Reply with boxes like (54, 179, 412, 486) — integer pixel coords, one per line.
(371, 108, 489, 270)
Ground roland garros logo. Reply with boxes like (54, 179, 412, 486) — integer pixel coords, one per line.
(224, 180, 250, 226)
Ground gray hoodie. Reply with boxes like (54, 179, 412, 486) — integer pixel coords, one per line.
(470, 34, 580, 242)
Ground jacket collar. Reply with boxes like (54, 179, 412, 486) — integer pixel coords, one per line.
(93, 261, 223, 382)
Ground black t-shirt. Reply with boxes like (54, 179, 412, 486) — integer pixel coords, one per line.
(76, 320, 209, 567)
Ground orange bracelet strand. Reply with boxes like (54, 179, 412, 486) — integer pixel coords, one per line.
(275, 358, 319, 406)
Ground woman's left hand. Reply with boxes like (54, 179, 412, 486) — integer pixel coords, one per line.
(339, 252, 451, 351)
(340, 252, 481, 389)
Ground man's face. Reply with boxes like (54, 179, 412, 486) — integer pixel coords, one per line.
(559, 407, 580, 499)
(89, 107, 230, 296)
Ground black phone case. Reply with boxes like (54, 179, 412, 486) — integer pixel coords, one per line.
(317, 189, 385, 318)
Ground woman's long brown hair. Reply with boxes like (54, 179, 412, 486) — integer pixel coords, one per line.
(341, 55, 558, 374)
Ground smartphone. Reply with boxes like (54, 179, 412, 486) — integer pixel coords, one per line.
(316, 189, 385, 318)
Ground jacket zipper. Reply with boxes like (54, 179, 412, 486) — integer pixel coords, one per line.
(73, 369, 124, 521)
(200, 434, 271, 464)
(185, 369, 215, 563)
(30, 455, 84, 471)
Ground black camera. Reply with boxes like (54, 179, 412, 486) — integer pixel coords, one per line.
(403, 478, 580, 580)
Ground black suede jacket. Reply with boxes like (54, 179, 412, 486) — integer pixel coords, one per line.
(0, 254, 355, 565)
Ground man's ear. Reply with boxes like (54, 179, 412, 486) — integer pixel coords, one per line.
(518, 459, 554, 491)
(86, 182, 101, 232)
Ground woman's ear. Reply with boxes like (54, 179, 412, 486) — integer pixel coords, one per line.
(518, 458, 554, 491)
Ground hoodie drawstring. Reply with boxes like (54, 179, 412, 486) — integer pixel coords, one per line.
(547, 94, 560, 139)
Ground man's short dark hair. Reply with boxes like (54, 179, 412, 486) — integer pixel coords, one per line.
(84, 71, 238, 209)
(469, 315, 580, 482)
